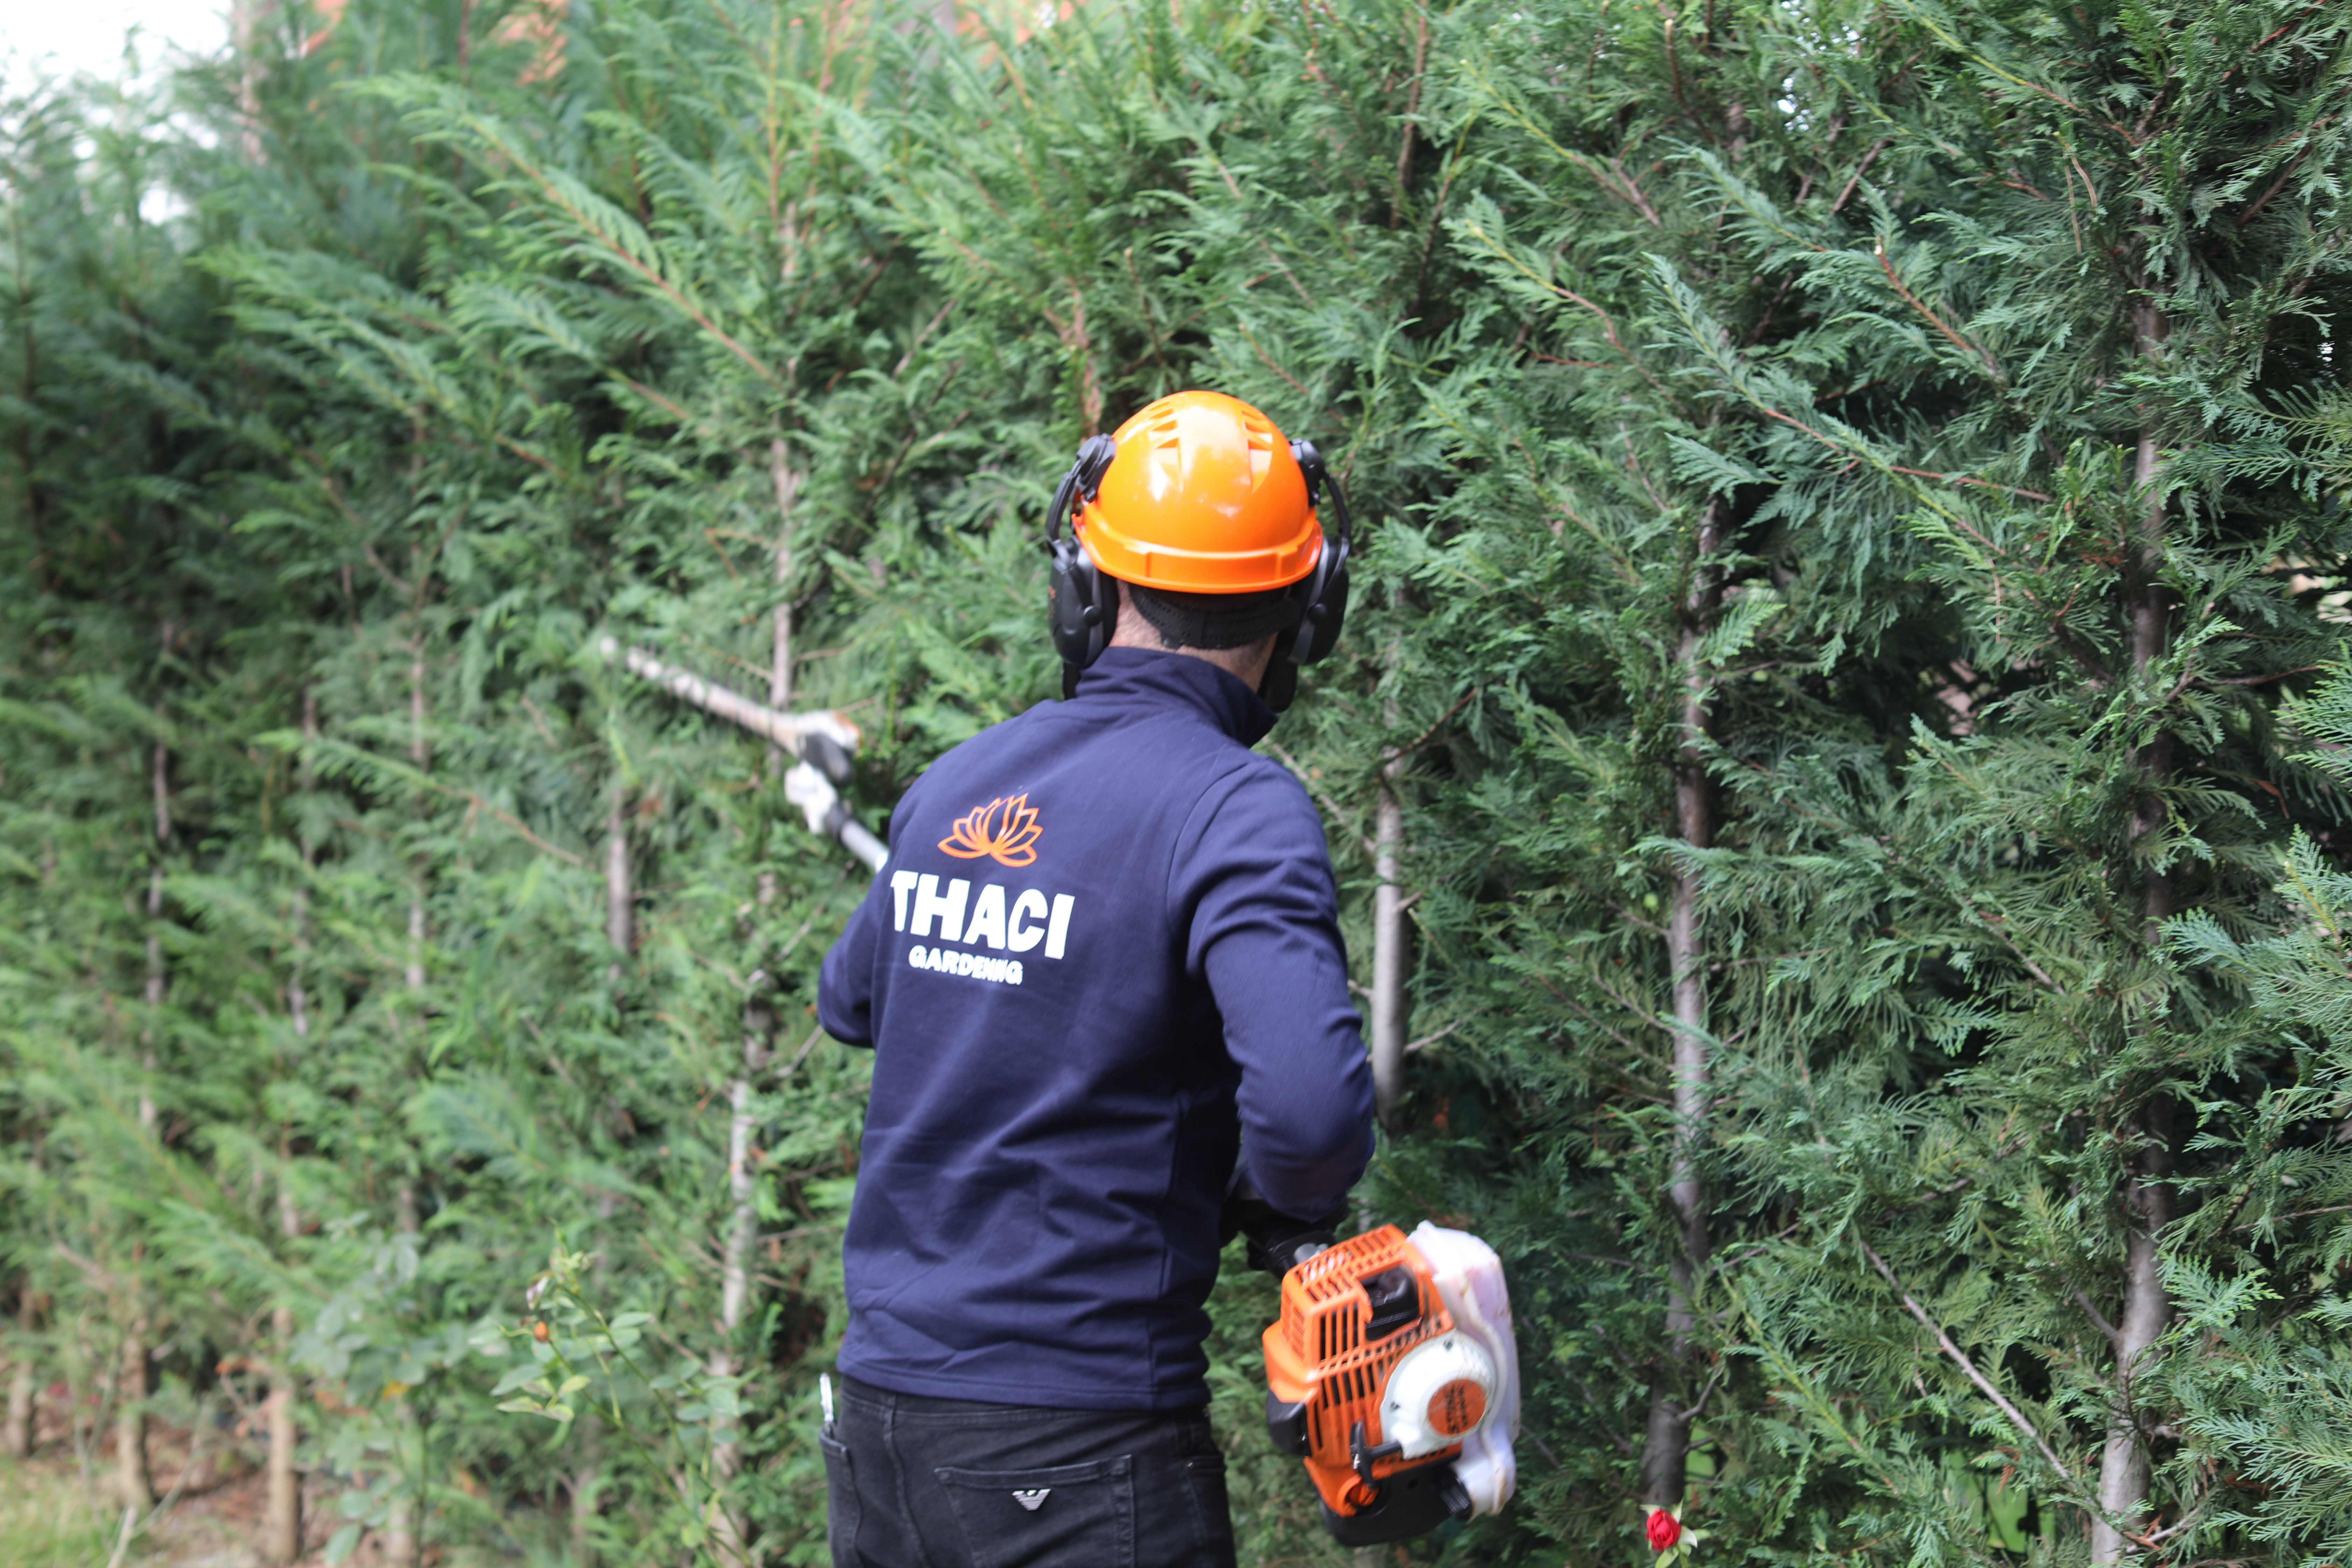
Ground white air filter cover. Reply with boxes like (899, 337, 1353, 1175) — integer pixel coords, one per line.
(1380, 1330, 1498, 1459)
(1406, 1222, 1520, 1518)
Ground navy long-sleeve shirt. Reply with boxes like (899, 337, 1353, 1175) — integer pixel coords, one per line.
(817, 648, 1375, 1409)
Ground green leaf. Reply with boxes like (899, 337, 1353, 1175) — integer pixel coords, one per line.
(490, 1364, 546, 1397)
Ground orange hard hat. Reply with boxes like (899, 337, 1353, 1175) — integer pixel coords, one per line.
(1074, 391, 1323, 593)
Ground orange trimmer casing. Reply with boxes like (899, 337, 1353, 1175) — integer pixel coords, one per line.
(1261, 1224, 1478, 1518)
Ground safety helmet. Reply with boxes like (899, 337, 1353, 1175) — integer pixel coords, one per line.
(1076, 391, 1323, 592)
(1043, 390, 1352, 710)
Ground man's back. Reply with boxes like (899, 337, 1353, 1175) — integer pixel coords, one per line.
(819, 648, 1373, 1411)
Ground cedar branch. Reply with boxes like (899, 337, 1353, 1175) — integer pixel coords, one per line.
(1863, 1240, 2072, 1478)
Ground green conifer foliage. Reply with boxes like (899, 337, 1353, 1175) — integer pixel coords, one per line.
(1642, 1, 2352, 1561)
(198, 1, 959, 1553)
(0, 50, 303, 1523)
(8, 0, 2352, 1563)
(1322, 6, 1960, 1559)
(1324, 0, 2352, 1560)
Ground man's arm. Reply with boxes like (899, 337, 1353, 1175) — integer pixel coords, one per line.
(817, 884, 882, 1047)
(818, 776, 939, 1045)
(1180, 765, 1376, 1219)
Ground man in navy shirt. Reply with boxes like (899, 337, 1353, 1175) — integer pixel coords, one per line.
(816, 391, 1376, 1567)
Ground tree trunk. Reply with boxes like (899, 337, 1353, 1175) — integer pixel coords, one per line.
(572, 1192, 620, 1568)
(8, 845, 51, 1461)
(386, 653, 425, 1568)
(288, 686, 316, 1039)
(1641, 499, 1726, 1512)
(1369, 591, 1408, 1122)
(701, 440, 803, 1565)
(142, 733, 169, 1130)
(2092, 302, 2176, 1567)
(266, 686, 316, 1562)
(5, 1289, 37, 1458)
(768, 438, 800, 771)
(116, 1314, 155, 1514)
(232, 1, 270, 162)
(575, 783, 632, 1564)
(715, 1041, 766, 1353)
(712, 1040, 765, 1370)
(706, 1016, 766, 1568)
(1369, 776, 1405, 1120)
(119, 727, 172, 1513)
(2126, 300, 2174, 946)
(265, 1176, 302, 1562)
(405, 899, 426, 990)
(12, 187, 44, 583)
(2094, 1104, 2174, 1564)
(606, 786, 631, 983)
(405, 636, 428, 993)
(383, 1182, 420, 1568)
(3, 1362, 30, 1458)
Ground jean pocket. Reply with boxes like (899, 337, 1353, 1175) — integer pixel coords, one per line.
(936, 1455, 1136, 1568)
(820, 1433, 860, 1568)
(1180, 1451, 1235, 1568)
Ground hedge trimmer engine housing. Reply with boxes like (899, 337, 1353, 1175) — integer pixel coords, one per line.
(1262, 1222, 1520, 1545)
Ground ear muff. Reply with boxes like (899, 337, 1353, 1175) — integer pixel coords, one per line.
(1259, 439, 1353, 712)
(1283, 440, 1352, 666)
(1045, 434, 1121, 698)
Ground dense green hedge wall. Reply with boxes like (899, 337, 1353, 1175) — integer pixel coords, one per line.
(5, 1, 2352, 1563)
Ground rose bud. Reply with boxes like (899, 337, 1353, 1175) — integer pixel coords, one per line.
(1647, 1509, 1681, 1552)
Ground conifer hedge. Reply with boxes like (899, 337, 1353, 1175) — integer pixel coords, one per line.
(4, 1, 2351, 1563)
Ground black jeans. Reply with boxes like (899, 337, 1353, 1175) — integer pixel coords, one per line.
(822, 1377, 1237, 1568)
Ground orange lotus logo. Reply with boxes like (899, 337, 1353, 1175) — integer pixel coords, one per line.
(938, 794, 1043, 868)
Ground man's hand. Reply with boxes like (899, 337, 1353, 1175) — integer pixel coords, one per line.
(1220, 1174, 1345, 1278)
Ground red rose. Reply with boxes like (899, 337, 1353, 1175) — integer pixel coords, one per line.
(1646, 1509, 1681, 1552)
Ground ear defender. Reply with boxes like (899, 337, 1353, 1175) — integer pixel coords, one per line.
(1259, 439, 1353, 712)
(1045, 434, 1121, 698)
